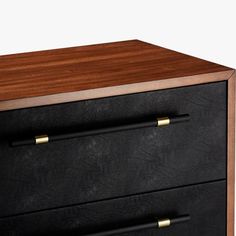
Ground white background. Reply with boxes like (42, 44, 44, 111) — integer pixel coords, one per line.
(0, 0, 236, 229)
(0, 0, 236, 68)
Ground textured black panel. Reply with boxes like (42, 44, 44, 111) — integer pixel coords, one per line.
(0, 82, 227, 216)
(0, 181, 226, 236)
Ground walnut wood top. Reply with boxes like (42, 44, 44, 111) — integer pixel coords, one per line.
(0, 40, 233, 110)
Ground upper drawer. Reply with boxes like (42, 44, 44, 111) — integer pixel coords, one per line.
(0, 81, 227, 217)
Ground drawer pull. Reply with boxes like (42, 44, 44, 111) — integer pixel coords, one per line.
(11, 114, 190, 147)
(84, 215, 190, 236)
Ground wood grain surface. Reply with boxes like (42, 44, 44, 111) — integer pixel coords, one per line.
(227, 72, 235, 236)
(0, 39, 232, 111)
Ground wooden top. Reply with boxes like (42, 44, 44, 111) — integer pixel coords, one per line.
(0, 40, 233, 111)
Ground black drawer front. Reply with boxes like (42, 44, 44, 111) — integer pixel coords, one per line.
(0, 180, 226, 236)
(0, 82, 226, 216)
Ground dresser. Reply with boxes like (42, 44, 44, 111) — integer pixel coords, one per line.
(0, 40, 235, 236)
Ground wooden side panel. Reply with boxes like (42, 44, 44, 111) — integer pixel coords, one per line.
(227, 71, 235, 236)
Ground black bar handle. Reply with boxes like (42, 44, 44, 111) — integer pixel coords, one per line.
(83, 215, 190, 236)
(10, 114, 190, 147)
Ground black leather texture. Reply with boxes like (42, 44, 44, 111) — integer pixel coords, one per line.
(0, 180, 226, 236)
(0, 81, 227, 217)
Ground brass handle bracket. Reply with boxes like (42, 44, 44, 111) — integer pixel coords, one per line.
(35, 135, 49, 144)
(157, 218, 171, 228)
(157, 117, 170, 127)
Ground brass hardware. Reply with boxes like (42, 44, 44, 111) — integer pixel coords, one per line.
(157, 117, 170, 127)
(157, 218, 171, 228)
(35, 135, 49, 144)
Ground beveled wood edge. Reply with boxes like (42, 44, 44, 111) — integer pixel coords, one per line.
(0, 70, 234, 112)
(227, 71, 235, 236)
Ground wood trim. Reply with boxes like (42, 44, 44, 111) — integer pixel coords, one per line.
(0, 70, 234, 111)
(227, 71, 235, 236)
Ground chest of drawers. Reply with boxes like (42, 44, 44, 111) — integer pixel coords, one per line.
(0, 40, 235, 236)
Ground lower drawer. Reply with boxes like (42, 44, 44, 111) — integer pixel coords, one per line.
(0, 180, 226, 236)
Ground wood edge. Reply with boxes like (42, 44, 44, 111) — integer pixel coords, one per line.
(227, 70, 235, 236)
(0, 70, 234, 112)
